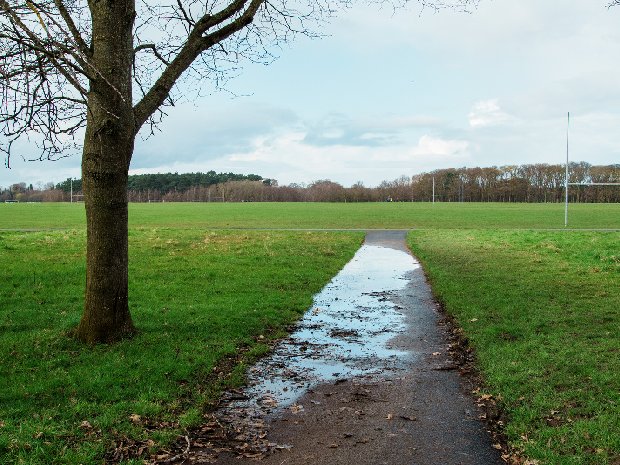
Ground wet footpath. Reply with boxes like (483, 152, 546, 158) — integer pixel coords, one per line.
(156, 230, 502, 465)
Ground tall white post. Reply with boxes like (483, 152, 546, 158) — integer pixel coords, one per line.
(432, 177, 435, 204)
(565, 112, 570, 227)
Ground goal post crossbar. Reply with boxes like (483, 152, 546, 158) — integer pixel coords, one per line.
(567, 182, 620, 186)
(565, 182, 620, 227)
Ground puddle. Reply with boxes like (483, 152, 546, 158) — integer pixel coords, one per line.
(221, 244, 420, 415)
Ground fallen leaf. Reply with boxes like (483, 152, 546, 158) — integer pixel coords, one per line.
(329, 443, 339, 448)
(492, 443, 502, 450)
(260, 396, 278, 407)
(469, 318, 478, 322)
(290, 404, 304, 414)
(79, 420, 92, 429)
(386, 413, 394, 420)
(432, 352, 441, 356)
(399, 415, 417, 421)
(129, 414, 141, 424)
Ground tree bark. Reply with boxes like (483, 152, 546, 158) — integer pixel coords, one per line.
(75, 0, 137, 343)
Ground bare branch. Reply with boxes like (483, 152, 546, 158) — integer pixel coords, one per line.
(133, 0, 265, 131)
(134, 43, 171, 66)
(52, 0, 91, 56)
(1, 0, 90, 164)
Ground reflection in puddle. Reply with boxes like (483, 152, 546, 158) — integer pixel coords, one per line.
(225, 244, 420, 414)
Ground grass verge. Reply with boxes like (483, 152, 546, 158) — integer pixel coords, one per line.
(408, 230, 620, 465)
(0, 229, 363, 464)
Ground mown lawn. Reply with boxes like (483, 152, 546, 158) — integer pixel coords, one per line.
(1, 201, 619, 230)
(0, 229, 363, 464)
(408, 230, 620, 465)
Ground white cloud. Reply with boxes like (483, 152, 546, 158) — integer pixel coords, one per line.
(468, 99, 514, 128)
(412, 135, 470, 157)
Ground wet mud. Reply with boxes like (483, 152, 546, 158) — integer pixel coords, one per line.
(153, 230, 502, 465)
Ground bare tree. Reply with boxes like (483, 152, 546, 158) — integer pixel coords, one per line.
(1, 0, 477, 343)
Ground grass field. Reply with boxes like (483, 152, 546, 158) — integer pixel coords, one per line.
(1, 202, 619, 464)
(1, 201, 620, 230)
(408, 230, 619, 465)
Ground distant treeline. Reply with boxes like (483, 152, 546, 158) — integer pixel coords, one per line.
(2, 163, 619, 203)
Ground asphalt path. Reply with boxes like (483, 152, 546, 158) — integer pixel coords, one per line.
(157, 230, 503, 464)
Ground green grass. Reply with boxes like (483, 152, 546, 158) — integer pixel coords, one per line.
(408, 230, 620, 465)
(0, 229, 363, 464)
(1, 202, 619, 464)
(1, 201, 619, 230)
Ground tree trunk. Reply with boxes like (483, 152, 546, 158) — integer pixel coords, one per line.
(75, 0, 137, 344)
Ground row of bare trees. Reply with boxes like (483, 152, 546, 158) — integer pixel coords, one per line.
(130, 163, 620, 203)
(4, 162, 618, 204)
(412, 163, 620, 203)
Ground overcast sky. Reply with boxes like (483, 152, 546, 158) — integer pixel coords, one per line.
(2, 0, 620, 188)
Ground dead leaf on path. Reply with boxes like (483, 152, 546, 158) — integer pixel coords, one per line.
(260, 396, 278, 408)
(492, 443, 502, 450)
(329, 443, 339, 448)
(194, 452, 218, 463)
(399, 415, 417, 421)
(386, 413, 394, 420)
(290, 404, 304, 414)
